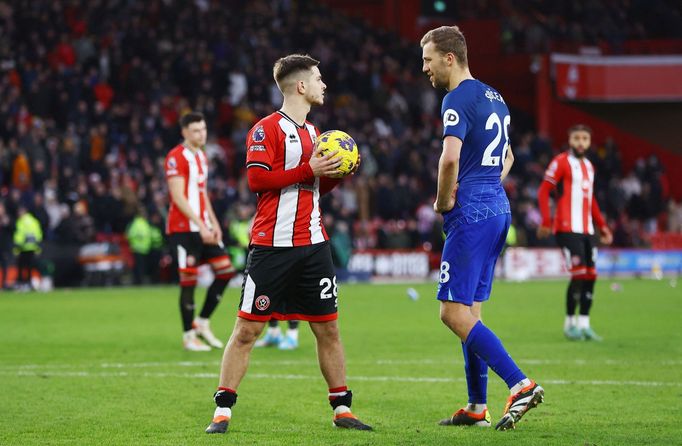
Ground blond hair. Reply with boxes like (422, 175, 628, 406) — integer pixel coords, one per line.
(420, 26, 468, 67)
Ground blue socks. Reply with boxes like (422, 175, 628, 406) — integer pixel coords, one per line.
(462, 341, 488, 404)
(464, 321, 526, 389)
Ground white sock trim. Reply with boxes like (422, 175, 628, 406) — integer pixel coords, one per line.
(333, 405, 351, 416)
(510, 378, 532, 395)
(267, 326, 282, 337)
(578, 315, 590, 330)
(286, 329, 298, 341)
(214, 407, 232, 419)
(466, 403, 487, 414)
(328, 390, 347, 398)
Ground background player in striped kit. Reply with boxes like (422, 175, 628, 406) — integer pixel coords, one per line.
(537, 125, 613, 340)
(205, 55, 371, 434)
(165, 112, 236, 351)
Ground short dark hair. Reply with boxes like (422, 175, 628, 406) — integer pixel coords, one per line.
(180, 112, 205, 128)
(273, 54, 320, 91)
(420, 26, 468, 67)
(568, 124, 592, 136)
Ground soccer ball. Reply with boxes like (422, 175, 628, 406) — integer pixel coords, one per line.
(315, 130, 359, 178)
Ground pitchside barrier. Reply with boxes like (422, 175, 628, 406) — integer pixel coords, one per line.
(343, 249, 682, 281)
(8, 247, 680, 289)
(501, 248, 682, 280)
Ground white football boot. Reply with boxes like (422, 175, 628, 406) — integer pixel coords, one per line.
(193, 318, 224, 349)
(183, 329, 211, 352)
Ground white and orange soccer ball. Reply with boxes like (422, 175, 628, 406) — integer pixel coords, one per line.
(315, 130, 359, 178)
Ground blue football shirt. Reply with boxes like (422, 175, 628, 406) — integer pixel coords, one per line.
(440, 79, 511, 228)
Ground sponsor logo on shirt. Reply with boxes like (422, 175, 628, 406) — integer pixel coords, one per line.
(249, 145, 266, 152)
(295, 183, 316, 191)
(443, 109, 460, 127)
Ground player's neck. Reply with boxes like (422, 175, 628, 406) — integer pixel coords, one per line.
(183, 141, 200, 152)
(570, 148, 586, 158)
(280, 98, 310, 127)
(447, 68, 474, 92)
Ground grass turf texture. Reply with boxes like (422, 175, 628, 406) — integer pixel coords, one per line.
(1, 279, 681, 445)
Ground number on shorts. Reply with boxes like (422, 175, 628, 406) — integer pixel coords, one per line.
(320, 277, 338, 299)
(439, 261, 450, 283)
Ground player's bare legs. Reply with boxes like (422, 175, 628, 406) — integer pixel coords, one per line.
(439, 300, 543, 430)
(440, 301, 480, 341)
(193, 257, 235, 349)
(309, 320, 372, 431)
(219, 318, 266, 389)
(206, 317, 265, 434)
(309, 320, 346, 388)
(438, 302, 493, 427)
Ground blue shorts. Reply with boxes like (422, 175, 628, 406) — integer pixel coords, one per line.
(436, 213, 510, 305)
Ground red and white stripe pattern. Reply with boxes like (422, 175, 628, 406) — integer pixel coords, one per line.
(165, 145, 211, 234)
(247, 112, 328, 247)
(544, 152, 596, 235)
(561, 247, 598, 279)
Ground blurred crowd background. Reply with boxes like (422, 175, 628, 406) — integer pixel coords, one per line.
(1, 0, 681, 287)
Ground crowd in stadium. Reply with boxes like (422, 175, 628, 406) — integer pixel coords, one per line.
(1, 0, 681, 286)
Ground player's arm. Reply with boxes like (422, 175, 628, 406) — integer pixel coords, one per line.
(319, 151, 361, 195)
(500, 144, 514, 181)
(203, 186, 222, 245)
(537, 158, 562, 239)
(536, 180, 555, 239)
(247, 146, 341, 193)
(591, 196, 612, 245)
(434, 135, 461, 214)
(167, 176, 213, 243)
(246, 122, 341, 193)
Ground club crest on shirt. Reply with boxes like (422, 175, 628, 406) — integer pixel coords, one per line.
(255, 295, 270, 311)
(443, 109, 459, 127)
(252, 125, 266, 142)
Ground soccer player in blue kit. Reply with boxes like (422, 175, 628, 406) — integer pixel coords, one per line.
(421, 26, 544, 431)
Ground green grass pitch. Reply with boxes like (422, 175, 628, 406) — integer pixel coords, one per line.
(1, 278, 681, 445)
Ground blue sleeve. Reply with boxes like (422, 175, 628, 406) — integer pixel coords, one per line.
(441, 90, 471, 140)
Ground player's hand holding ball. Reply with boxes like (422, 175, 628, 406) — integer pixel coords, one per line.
(314, 130, 359, 178)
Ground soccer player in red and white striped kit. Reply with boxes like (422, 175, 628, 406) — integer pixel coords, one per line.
(537, 124, 613, 340)
(205, 54, 371, 434)
(166, 112, 237, 351)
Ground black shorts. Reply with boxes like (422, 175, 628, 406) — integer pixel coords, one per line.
(168, 232, 230, 274)
(555, 232, 597, 276)
(238, 241, 337, 322)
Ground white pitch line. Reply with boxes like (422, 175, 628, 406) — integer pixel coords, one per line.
(2, 357, 681, 371)
(1, 370, 681, 388)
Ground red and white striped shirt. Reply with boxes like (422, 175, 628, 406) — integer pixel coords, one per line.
(538, 151, 606, 235)
(165, 145, 211, 234)
(246, 111, 334, 247)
